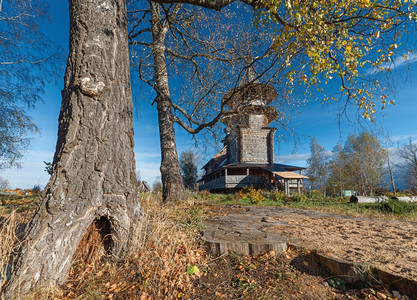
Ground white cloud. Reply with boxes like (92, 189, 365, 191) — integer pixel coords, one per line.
(135, 151, 160, 160)
(135, 151, 161, 185)
(1, 161, 49, 189)
(390, 134, 417, 143)
(366, 52, 417, 75)
(276, 153, 310, 165)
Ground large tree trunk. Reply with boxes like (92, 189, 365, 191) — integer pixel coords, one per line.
(6, 0, 142, 294)
(150, 1, 186, 203)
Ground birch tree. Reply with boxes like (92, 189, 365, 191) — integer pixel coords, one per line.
(328, 132, 387, 195)
(328, 144, 348, 196)
(398, 138, 417, 192)
(306, 138, 329, 195)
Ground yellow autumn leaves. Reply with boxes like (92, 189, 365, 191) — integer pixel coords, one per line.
(254, 0, 416, 121)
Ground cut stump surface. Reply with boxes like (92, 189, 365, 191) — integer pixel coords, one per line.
(202, 206, 417, 296)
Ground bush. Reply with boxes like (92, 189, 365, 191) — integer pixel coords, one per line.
(291, 194, 308, 203)
(32, 184, 41, 195)
(224, 194, 234, 202)
(244, 187, 265, 204)
(308, 189, 323, 199)
(234, 190, 245, 201)
(396, 190, 415, 197)
(379, 200, 416, 215)
(270, 190, 287, 202)
(361, 199, 416, 215)
(198, 190, 210, 201)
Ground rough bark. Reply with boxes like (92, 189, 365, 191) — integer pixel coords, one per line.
(6, 0, 142, 294)
(150, 1, 186, 203)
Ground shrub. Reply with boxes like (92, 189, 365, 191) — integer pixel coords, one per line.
(396, 190, 414, 197)
(224, 194, 234, 202)
(270, 190, 287, 202)
(260, 190, 270, 198)
(241, 186, 252, 194)
(308, 189, 323, 199)
(32, 185, 41, 195)
(245, 187, 265, 204)
(291, 193, 308, 203)
(379, 199, 416, 215)
(234, 190, 245, 201)
(198, 190, 210, 201)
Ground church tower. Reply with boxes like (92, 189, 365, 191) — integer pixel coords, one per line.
(199, 63, 307, 194)
(222, 64, 278, 165)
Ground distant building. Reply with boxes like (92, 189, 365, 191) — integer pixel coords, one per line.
(198, 65, 307, 195)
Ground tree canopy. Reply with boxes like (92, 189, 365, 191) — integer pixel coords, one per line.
(180, 150, 198, 190)
(398, 138, 417, 192)
(0, 0, 62, 169)
(328, 132, 387, 195)
(306, 138, 330, 194)
(157, 0, 417, 121)
(128, 0, 417, 202)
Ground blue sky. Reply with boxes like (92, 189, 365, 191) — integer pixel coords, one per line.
(1, 1, 417, 189)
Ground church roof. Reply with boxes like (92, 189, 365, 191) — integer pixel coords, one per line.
(202, 147, 227, 170)
(270, 171, 308, 179)
(202, 160, 306, 173)
(238, 64, 260, 87)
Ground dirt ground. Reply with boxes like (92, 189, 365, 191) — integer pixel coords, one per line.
(265, 211, 417, 282)
(201, 205, 417, 299)
(205, 204, 417, 282)
(194, 248, 354, 299)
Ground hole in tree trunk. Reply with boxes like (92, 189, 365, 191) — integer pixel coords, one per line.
(72, 217, 114, 267)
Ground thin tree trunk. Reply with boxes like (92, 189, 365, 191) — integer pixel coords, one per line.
(387, 151, 396, 195)
(6, 0, 142, 294)
(150, 1, 186, 203)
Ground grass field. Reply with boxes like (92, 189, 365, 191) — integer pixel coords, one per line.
(201, 189, 417, 222)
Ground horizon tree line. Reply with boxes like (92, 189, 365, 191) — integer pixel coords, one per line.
(306, 133, 417, 196)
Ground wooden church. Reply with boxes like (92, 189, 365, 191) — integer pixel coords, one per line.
(198, 65, 307, 195)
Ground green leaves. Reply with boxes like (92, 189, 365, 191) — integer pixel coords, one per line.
(187, 265, 200, 275)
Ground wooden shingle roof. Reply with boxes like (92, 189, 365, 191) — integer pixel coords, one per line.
(271, 171, 308, 179)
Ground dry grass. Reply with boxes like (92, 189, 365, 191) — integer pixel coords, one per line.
(63, 193, 209, 299)
(0, 211, 18, 292)
(0, 193, 209, 299)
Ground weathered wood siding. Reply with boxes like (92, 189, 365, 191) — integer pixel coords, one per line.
(240, 128, 271, 163)
(248, 114, 267, 128)
(199, 175, 266, 190)
(226, 130, 240, 164)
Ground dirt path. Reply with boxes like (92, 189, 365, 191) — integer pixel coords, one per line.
(205, 206, 417, 281)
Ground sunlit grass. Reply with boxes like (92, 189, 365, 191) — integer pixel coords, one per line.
(203, 192, 417, 222)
